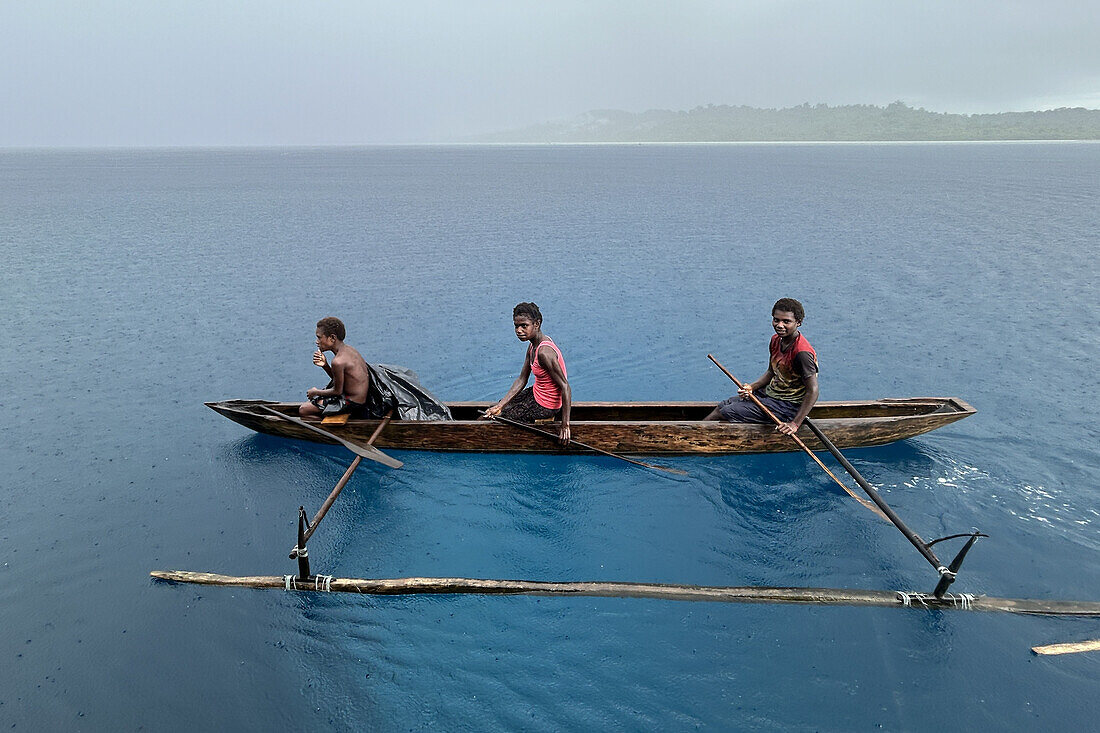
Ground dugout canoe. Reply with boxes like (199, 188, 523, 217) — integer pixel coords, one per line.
(205, 397, 975, 455)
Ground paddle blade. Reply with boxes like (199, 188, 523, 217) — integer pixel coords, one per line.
(338, 438, 403, 468)
(1032, 639, 1100, 656)
(257, 404, 403, 468)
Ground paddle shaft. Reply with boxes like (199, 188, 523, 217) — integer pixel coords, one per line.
(802, 418, 944, 571)
(486, 413, 687, 476)
(301, 412, 392, 544)
(706, 354, 886, 519)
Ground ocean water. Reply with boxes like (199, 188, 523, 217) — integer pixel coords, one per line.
(1, 143, 1098, 730)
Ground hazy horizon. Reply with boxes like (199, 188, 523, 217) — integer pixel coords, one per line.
(3, 1, 1098, 147)
(6, 103, 1100, 150)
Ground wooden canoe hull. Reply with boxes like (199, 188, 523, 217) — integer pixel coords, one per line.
(205, 398, 975, 455)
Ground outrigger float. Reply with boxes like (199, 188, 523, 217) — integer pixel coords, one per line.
(151, 571, 1100, 617)
(155, 357, 1100, 622)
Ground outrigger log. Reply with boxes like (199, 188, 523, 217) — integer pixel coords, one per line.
(149, 571, 1100, 617)
(707, 354, 987, 599)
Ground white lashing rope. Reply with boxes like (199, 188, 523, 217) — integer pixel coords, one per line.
(897, 591, 978, 610)
(283, 574, 334, 591)
(897, 591, 929, 608)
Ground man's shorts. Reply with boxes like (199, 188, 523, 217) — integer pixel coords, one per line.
(716, 392, 800, 424)
(310, 395, 374, 419)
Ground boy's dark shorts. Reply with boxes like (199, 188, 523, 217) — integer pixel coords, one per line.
(310, 395, 374, 419)
(716, 393, 799, 424)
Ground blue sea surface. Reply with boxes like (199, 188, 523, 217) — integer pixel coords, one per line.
(1, 143, 1098, 730)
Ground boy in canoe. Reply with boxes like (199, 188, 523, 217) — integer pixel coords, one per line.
(481, 302, 572, 445)
(299, 316, 373, 418)
(705, 298, 819, 436)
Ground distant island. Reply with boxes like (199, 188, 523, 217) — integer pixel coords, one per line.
(471, 102, 1100, 143)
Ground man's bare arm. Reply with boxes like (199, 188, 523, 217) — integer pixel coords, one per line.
(538, 348, 571, 444)
(308, 361, 346, 400)
(739, 368, 773, 399)
(778, 373, 818, 436)
(482, 354, 533, 418)
(313, 350, 334, 377)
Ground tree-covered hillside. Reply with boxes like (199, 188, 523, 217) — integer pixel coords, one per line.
(474, 102, 1100, 142)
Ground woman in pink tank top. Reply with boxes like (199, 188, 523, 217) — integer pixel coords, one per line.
(482, 302, 572, 444)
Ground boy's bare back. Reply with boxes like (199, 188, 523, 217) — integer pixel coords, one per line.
(331, 345, 370, 404)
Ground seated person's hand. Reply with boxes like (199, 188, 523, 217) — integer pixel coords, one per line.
(313, 350, 327, 368)
(737, 385, 753, 400)
(481, 404, 503, 419)
(777, 420, 799, 436)
(306, 387, 323, 399)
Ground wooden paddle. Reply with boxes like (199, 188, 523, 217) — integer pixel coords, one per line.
(484, 412, 688, 476)
(706, 354, 887, 519)
(257, 405, 403, 468)
(299, 410, 393, 545)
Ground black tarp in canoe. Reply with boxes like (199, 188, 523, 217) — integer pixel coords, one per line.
(362, 363, 452, 421)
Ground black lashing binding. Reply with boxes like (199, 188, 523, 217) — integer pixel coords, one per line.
(932, 532, 984, 598)
(290, 506, 311, 581)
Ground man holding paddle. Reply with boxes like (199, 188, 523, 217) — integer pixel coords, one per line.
(705, 298, 818, 436)
(481, 302, 572, 445)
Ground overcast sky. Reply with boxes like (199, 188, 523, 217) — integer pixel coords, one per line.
(2, 0, 1098, 146)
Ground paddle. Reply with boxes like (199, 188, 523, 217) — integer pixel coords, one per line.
(705, 354, 886, 519)
(800, 416, 986, 596)
(299, 410, 394, 545)
(258, 404, 403, 468)
(483, 411, 688, 476)
(707, 354, 989, 597)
